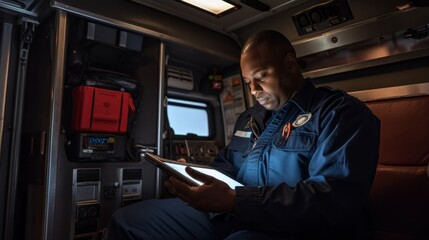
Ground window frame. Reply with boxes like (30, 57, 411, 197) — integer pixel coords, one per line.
(166, 97, 215, 140)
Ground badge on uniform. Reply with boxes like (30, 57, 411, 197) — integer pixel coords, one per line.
(292, 113, 312, 128)
(277, 122, 291, 147)
(234, 130, 252, 138)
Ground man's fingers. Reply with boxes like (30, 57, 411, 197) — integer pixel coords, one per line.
(185, 167, 214, 184)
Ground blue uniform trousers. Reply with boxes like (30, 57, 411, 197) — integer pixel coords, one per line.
(106, 198, 290, 240)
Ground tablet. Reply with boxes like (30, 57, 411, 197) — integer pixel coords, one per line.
(143, 153, 243, 189)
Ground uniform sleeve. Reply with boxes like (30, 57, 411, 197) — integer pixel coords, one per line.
(233, 96, 380, 236)
(210, 146, 235, 177)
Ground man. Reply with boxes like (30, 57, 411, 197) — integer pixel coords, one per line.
(107, 30, 380, 239)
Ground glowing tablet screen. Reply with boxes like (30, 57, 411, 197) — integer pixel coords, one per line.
(164, 162, 243, 189)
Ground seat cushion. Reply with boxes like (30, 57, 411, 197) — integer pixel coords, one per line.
(365, 95, 429, 240)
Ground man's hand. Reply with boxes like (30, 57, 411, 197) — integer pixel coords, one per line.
(165, 166, 236, 213)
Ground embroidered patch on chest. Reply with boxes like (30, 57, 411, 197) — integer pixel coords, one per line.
(292, 113, 312, 128)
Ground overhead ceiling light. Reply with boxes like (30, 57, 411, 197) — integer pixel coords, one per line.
(177, 0, 241, 17)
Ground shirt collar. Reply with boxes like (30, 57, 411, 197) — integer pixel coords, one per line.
(289, 79, 316, 113)
(249, 101, 272, 129)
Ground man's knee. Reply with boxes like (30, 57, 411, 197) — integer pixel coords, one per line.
(105, 199, 190, 239)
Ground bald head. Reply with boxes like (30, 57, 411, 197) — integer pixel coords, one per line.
(241, 30, 295, 58)
(239, 30, 305, 110)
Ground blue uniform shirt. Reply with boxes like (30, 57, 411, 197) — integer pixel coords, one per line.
(211, 80, 380, 238)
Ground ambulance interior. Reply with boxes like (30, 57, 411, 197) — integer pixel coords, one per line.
(0, 0, 428, 239)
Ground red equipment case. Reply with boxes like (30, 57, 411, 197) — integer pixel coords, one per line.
(72, 86, 135, 133)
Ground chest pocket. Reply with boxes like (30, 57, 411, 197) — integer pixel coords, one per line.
(273, 131, 316, 151)
(228, 132, 253, 153)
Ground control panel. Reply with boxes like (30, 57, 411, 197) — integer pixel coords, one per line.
(173, 140, 219, 165)
(72, 168, 101, 239)
(118, 168, 143, 207)
(292, 0, 354, 36)
(68, 133, 127, 161)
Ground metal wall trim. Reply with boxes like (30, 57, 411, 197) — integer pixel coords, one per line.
(349, 82, 429, 102)
(1, 22, 13, 240)
(43, 10, 67, 240)
(155, 42, 166, 198)
(0, 23, 12, 160)
(293, 7, 429, 58)
(0, 2, 38, 17)
(51, 1, 162, 42)
(50, 1, 239, 63)
(303, 48, 429, 79)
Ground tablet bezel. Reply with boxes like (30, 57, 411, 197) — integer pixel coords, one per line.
(143, 153, 243, 188)
(144, 153, 201, 186)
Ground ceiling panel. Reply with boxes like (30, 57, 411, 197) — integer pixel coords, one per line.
(130, 0, 310, 33)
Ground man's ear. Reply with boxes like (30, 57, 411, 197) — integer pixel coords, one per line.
(284, 52, 297, 73)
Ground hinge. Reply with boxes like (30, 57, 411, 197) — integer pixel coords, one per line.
(18, 17, 39, 60)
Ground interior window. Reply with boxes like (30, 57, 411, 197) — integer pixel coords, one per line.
(167, 98, 210, 137)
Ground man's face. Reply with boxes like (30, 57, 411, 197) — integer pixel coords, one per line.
(240, 45, 295, 111)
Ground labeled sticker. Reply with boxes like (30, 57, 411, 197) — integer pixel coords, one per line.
(234, 130, 252, 138)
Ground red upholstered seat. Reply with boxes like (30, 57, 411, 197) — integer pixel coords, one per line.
(366, 95, 429, 240)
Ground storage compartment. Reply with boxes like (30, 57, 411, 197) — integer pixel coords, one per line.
(86, 22, 117, 45)
(84, 21, 143, 51)
(119, 30, 143, 52)
(72, 86, 135, 133)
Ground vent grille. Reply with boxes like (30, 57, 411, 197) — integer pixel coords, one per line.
(167, 66, 194, 90)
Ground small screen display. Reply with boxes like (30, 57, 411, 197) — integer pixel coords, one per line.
(82, 134, 115, 153)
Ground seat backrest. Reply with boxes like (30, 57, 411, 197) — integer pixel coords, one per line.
(365, 95, 429, 240)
